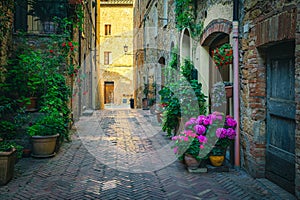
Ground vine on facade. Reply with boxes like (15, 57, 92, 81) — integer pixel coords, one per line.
(174, 0, 203, 38)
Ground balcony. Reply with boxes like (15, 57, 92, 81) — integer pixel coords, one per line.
(14, 0, 70, 34)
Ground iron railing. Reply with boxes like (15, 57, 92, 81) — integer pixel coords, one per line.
(100, 0, 133, 5)
(14, 0, 70, 34)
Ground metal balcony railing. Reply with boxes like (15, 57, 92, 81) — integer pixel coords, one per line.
(100, 0, 133, 5)
(14, 0, 70, 34)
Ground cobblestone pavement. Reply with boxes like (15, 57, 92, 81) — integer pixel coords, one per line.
(0, 109, 296, 200)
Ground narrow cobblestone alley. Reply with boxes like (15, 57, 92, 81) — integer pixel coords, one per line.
(0, 108, 296, 200)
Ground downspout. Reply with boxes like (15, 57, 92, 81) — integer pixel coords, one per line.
(94, 0, 98, 109)
(233, 0, 240, 168)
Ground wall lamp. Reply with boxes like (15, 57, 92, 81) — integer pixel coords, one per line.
(124, 44, 134, 55)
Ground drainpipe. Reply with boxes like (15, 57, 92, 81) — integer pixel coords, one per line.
(233, 0, 240, 168)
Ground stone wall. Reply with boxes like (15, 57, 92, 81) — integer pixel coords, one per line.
(240, 0, 299, 196)
(70, 1, 97, 120)
(0, 1, 14, 83)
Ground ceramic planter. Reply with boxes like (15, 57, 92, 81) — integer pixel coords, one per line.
(209, 155, 225, 167)
(0, 148, 17, 185)
(31, 134, 59, 158)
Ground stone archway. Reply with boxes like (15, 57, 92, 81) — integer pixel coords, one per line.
(200, 19, 232, 46)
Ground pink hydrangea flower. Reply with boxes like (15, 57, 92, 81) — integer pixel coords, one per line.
(225, 116, 237, 128)
(216, 128, 227, 139)
(173, 146, 178, 154)
(185, 118, 197, 127)
(196, 115, 206, 125)
(203, 116, 212, 126)
(226, 128, 236, 139)
(197, 135, 207, 143)
(194, 125, 206, 135)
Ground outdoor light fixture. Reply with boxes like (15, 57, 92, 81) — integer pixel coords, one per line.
(123, 44, 133, 55)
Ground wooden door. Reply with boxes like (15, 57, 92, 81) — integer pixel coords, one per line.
(266, 41, 295, 193)
(104, 82, 114, 104)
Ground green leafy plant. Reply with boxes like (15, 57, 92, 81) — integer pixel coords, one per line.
(27, 111, 67, 137)
(0, 141, 24, 158)
(174, 0, 203, 38)
(159, 58, 207, 137)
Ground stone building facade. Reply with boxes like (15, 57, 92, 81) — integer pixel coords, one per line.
(72, 0, 100, 119)
(133, 0, 180, 108)
(134, 0, 300, 197)
(98, 0, 134, 109)
(0, 1, 14, 83)
(239, 0, 300, 196)
(12, 1, 99, 121)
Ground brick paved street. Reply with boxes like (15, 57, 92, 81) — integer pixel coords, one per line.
(0, 108, 296, 200)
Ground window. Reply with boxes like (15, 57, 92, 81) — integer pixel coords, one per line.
(104, 52, 112, 65)
(105, 24, 111, 35)
(14, 0, 68, 34)
(163, 0, 168, 27)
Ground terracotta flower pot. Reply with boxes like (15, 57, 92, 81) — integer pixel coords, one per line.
(22, 149, 31, 158)
(26, 97, 38, 112)
(184, 154, 200, 169)
(225, 86, 233, 98)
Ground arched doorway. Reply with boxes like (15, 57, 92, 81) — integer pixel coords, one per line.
(180, 28, 191, 63)
(158, 56, 166, 89)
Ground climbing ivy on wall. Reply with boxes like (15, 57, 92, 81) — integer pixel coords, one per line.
(174, 0, 203, 38)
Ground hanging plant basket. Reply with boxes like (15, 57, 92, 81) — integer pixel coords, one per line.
(212, 43, 233, 69)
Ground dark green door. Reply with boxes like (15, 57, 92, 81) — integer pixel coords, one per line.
(266, 41, 295, 194)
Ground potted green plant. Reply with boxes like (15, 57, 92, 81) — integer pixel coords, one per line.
(142, 83, 149, 110)
(0, 141, 23, 185)
(17, 50, 44, 111)
(27, 111, 64, 158)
